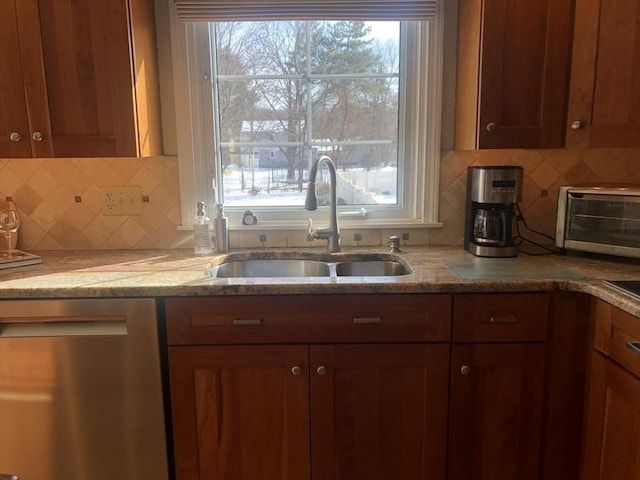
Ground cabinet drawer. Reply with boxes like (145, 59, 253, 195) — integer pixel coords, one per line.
(594, 299, 640, 378)
(165, 294, 452, 345)
(453, 293, 549, 342)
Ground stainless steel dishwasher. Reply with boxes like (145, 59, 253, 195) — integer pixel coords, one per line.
(0, 298, 169, 480)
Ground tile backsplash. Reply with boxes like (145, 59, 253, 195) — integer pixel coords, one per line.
(1, 148, 639, 251)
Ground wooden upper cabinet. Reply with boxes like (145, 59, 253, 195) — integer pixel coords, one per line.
(0, 0, 162, 158)
(566, 0, 640, 147)
(455, 0, 574, 149)
(0, 1, 33, 158)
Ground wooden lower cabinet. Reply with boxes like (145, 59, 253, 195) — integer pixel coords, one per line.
(581, 299, 640, 479)
(581, 352, 640, 480)
(169, 343, 450, 480)
(310, 344, 450, 480)
(448, 293, 549, 480)
(448, 343, 547, 480)
(169, 345, 311, 480)
(166, 292, 608, 480)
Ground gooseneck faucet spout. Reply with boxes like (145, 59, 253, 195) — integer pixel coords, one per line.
(305, 155, 340, 252)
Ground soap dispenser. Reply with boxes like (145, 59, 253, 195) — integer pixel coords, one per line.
(214, 204, 229, 252)
(193, 201, 213, 255)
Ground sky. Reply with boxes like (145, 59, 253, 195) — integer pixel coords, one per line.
(365, 21, 400, 41)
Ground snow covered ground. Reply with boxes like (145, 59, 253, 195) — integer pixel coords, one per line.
(222, 166, 398, 206)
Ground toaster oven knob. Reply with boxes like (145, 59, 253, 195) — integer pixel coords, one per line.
(570, 120, 583, 130)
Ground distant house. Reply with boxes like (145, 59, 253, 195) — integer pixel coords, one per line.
(236, 120, 378, 169)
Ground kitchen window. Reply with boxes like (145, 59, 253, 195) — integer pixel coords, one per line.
(169, 1, 443, 228)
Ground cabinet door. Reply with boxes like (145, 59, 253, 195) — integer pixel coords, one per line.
(566, 0, 640, 147)
(169, 345, 311, 480)
(28, 0, 139, 157)
(449, 343, 546, 480)
(0, 0, 32, 157)
(455, 0, 573, 149)
(581, 352, 640, 480)
(310, 344, 450, 480)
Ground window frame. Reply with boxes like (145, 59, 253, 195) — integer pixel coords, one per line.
(168, 4, 444, 229)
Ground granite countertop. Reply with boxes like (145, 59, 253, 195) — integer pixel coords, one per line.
(1, 246, 640, 319)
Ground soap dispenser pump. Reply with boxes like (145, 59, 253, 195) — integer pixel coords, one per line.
(193, 201, 213, 255)
(214, 204, 229, 252)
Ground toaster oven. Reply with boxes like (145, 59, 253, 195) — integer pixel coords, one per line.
(555, 184, 640, 258)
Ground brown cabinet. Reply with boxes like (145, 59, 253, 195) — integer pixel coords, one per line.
(448, 293, 549, 480)
(566, 0, 640, 147)
(0, 0, 162, 158)
(581, 299, 640, 479)
(166, 295, 452, 480)
(455, 0, 574, 149)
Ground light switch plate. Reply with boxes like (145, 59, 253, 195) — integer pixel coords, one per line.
(103, 186, 143, 215)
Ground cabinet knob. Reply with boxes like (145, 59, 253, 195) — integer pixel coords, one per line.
(32, 131, 44, 142)
(317, 366, 327, 376)
(486, 122, 496, 133)
(570, 121, 582, 130)
(291, 366, 302, 376)
(9, 132, 21, 142)
(460, 365, 471, 376)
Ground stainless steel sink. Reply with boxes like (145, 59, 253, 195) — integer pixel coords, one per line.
(206, 253, 411, 279)
(335, 260, 409, 276)
(210, 259, 331, 278)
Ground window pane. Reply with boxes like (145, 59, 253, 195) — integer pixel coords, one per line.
(220, 144, 398, 207)
(218, 79, 306, 144)
(213, 20, 401, 209)
(311, 78, 399, 142)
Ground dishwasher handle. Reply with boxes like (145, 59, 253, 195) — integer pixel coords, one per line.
(0, 315, 127, 338)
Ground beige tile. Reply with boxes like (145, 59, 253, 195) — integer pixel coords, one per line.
(529, 161, 560, 190)
(341, 229, 381, 247)
(33, 233, 64, 250)
(286, 229, 315, 248)
(0, 165, 22, 197)
(74, 157, 111, 181)
(31, 201, 63, 232)
(108, 157, 144, 181)
(83, 217, 115, 248)
(13, 183, 43, 215)
(116, 217, 148, 247)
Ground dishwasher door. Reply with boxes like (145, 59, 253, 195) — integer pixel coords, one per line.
(0, 298, 169, 480)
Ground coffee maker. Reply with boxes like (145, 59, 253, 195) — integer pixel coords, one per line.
(464, 166, 523, 257)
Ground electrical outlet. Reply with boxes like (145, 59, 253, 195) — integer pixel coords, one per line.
(103, 186, 143, 215)
(402, 232, 410, 241)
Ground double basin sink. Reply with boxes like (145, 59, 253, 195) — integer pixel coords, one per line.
(206, 252, 411, 278)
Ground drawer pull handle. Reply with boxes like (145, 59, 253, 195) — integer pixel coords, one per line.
(317, 366, 327, 376)
(626, 341, 640, 356)
(489, 315, 519, 324)
(291, 366, 302, 376)
(460, 365, 471, 376)
(233, 319, 263, 326)
(353, 317, 381, 324)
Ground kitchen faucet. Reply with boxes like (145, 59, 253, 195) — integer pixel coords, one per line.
(305, 155, 340, 253)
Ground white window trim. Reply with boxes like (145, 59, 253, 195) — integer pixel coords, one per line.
(168, 1, 445, 229)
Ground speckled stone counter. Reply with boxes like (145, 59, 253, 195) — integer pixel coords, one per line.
(1, 246, 640, 319)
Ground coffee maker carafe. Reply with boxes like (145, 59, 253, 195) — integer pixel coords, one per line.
(464, 166, 523, 257)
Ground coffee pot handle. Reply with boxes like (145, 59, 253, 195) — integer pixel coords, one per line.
(500, 209, 511, 247)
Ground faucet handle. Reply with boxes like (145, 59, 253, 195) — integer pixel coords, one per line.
(307, 218, 318, 240)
